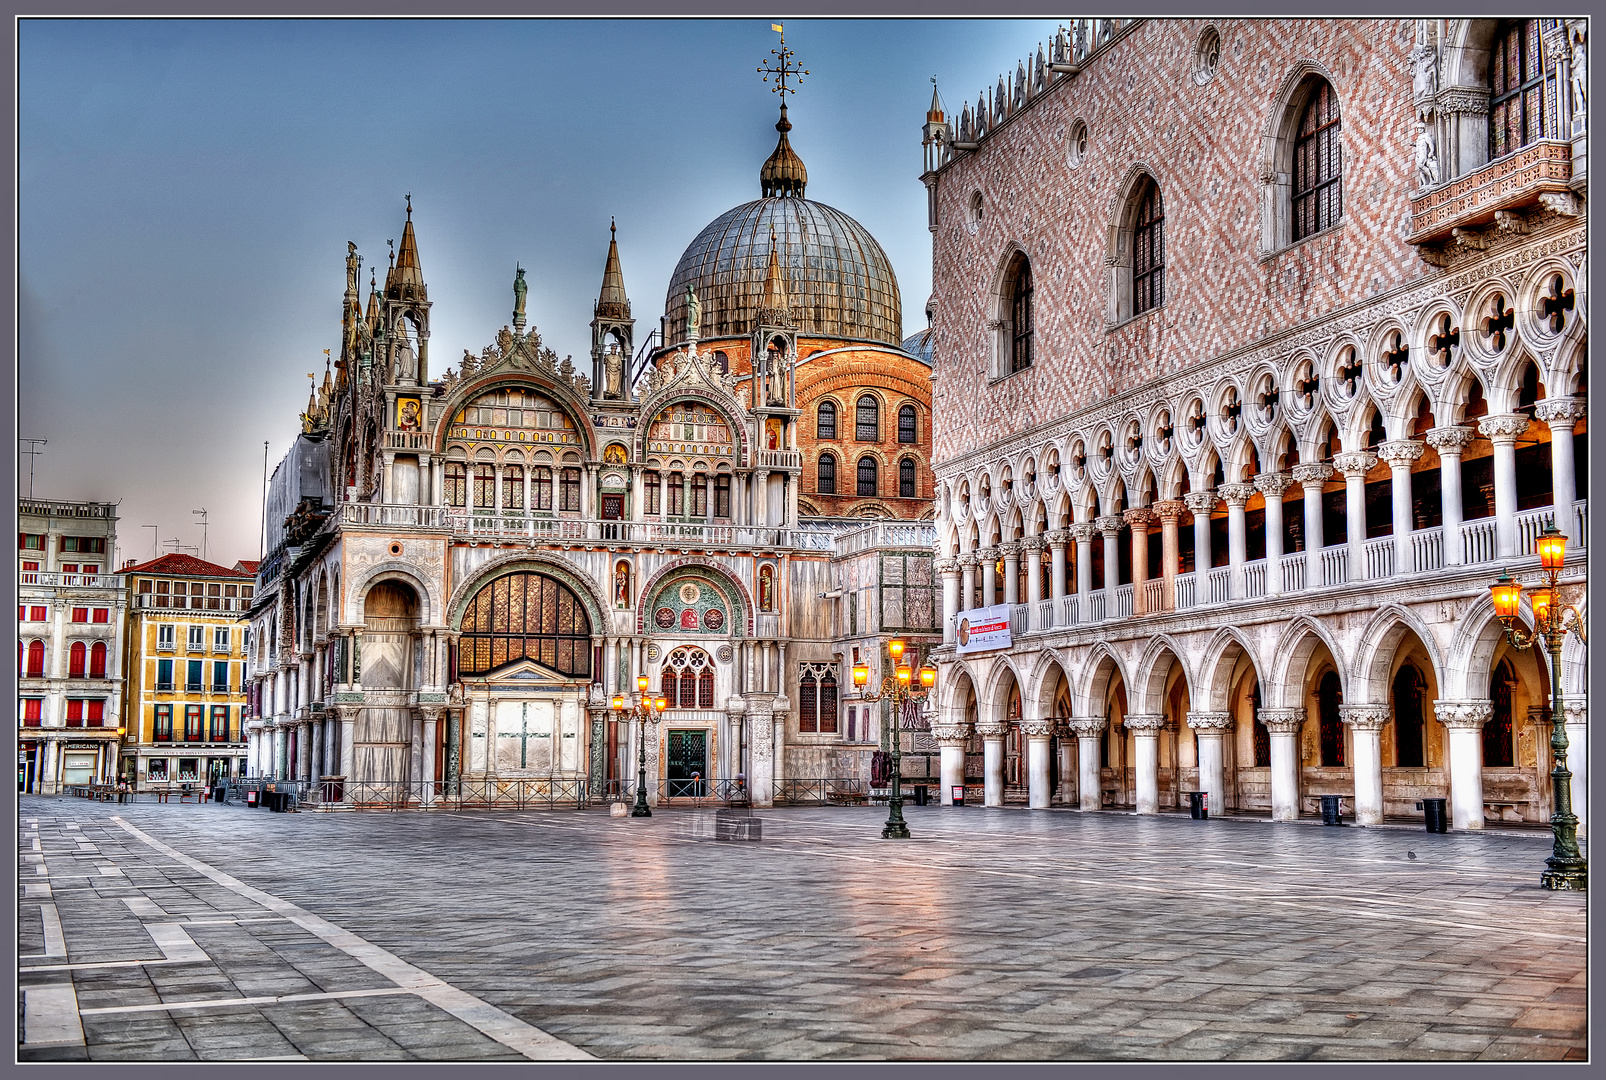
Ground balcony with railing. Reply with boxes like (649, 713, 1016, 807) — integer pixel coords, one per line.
(132, 594, 248, 612)
(19, 572, 114, 589)
(1406, 140, 1576, 247)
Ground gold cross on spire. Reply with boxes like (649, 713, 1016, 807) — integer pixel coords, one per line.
(758, 23, 808, 100)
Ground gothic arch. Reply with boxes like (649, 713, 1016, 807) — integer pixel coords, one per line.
(633, 388, 751, 466)
(1197, 625, 1263, 713)
(351, 564, 437, 627)
(1267, 615, 1347, 709)
(1024, 648, 1073, 718)
(938, 660, 981, 728)
(980, 653, 1028, 722)
(1258, 58, 1345, 252)
(1076, 642, 1129, 717)
(1130, 634, 1194, 716)
(1443, 592, 1555, 701)
(1351, 603, 1447, 705)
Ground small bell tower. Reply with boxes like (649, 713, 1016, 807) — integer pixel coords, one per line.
(591, 219, 634, 403)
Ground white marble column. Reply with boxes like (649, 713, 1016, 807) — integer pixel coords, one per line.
(1000, 541, 1021, 607)
(309, 720, 323, 790)
(1259, 709, 1306, 821)
(1124, 508, 1154, 614)
(1067, 717, 1106, 811)
(273, 727, 287, 780)
(1479, 414, 1527, 558)
(933, 723, 971, 806)
(1563, 697, 1587, 837)
(1186, 712, 1233, 818)
(1377, 439, 1424, 575)
(1183, 490, 1216, 589)
(1340, 705, 1390, 826)
(957, 553, 978, 614)
(1218, 483, 1255, 600)
(1255, 472, 1292, 596)
(977, 721, 1008, 807)
(1071, 523, 1096, 618)
(978, 546, 999, 608)
(1292, 463, 1333, 585)
(1536, 397, 1585, 543)
(420, 710, 438, 804)
(1020, 720, 1055, 809)
(323, 717, 335, 779)
(338, 709, 356, 791)
(1095, 515, 1123, 597)
(1436, 700, 1492, 831)
(1153, 500, 1184, 611)
(1425, 427, 1473, 565)
(748, 706, 774, 808)
(1046, 530, 1069, 601)
(1125, 714, 1166, 814)
(1056, 721, 1076, 804)
(938, 558, 960, 644)
(1022, 537, 1044, 626)
(1333, 451, 1377, 581)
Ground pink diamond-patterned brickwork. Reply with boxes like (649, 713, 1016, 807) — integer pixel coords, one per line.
(930, 19, 1427, 466)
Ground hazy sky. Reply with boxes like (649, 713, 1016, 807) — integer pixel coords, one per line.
(19, 17, 1063, 568)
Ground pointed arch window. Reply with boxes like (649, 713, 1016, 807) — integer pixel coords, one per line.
(1292, 80, 1342, 241)
(856, 396, 879, 441)
(817, 453, 837, 495)
(1132, 181, 1165, 315)
(899, 457, 917, 499)
(1392, 665, 1425, 767)
(898, 404, 918, 443)
(857, 456, 878, 497)
(1490, 20, 1551, 159)
(817, 401, 837, 440)
(1010, 258, 1034, 372)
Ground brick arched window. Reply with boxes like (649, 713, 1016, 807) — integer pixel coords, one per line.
(899, 457, 917, 499)
(817, 453, 837, 494)
(817, 400, 837, 440)
(1490, 20, 1550, 159)
(898, 404, 918, 443)
(856, 395, 879, 441)
(1292, 79, 1342, 241)
(857, 456, 878, 497)
(1132, 180, 1165, 315)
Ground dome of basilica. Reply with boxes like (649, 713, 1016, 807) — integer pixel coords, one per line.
(663, 196, 903, 349)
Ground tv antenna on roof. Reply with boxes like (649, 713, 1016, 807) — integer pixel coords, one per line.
(192, 508, 209, 564)
(18, 439, 45, 499)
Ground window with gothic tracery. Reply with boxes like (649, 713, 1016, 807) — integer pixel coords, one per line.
(798, 663, 838, 734)
(660, 647, 715, 711)
(1132, 180, 1165, 314)
(1292, 80, 1342, 241)
(1490, 20, 1551, 159)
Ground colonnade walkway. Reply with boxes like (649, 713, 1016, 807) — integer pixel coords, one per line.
(19, 796, 1585, 1062)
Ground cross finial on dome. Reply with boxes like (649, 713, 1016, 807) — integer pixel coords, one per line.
(758, 22, 810, 198)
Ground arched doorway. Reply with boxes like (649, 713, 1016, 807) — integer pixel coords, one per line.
(1317, 671, 1344, 767)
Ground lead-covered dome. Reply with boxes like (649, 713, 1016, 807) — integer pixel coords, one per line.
(664, 195, 903, 348)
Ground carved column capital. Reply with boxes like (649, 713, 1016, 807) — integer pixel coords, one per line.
(1332, 451, 1378, 478)
(1064, 717, 1108, 738)
(1020, 535, 1044, 554)
(1562, 697, 1587, 726)
(977, 545, 1000, 563)
(1044, 529, 1071, 547)
(975, 721, 1010, 740)
(1094, 514, 1125, 535)
(936, 558, 960, 576)
(1123, 507, 1155, 528)
(1534, 396, 1586, 426)
(1290, 462, 1334, 488)
(1185, 711, 1234, 733)
(1217, 482, 1256, 506)
(1253, 471, 1294, 497)
(1069, 522, 1098, 543)
(930, 722, 974, 746)
(1017, 719, 1056, 739)
(1152, 499, 1187, 521)
(1425, 425, 1476, 453)
(957, 553, 980, 569)
(1257, 707, 1306, 734)
(1434, 699, 1493, 729)
(1123, 713, 1167, 734)
(1339, 704, 1392, 731)
(1183, 490, 1218, 514)
(1478, 413, 1529, 443)
(998, 541, 1022, 560)
(1376, 439, 1425, 467)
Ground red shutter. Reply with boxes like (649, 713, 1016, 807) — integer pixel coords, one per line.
(90, 642, 108, 679)
(66, 699, 84, 726)
(87, 700, 105, 725)
(69, 641, 86, 678)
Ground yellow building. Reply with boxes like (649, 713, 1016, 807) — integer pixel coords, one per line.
(119, 554, 256, 791)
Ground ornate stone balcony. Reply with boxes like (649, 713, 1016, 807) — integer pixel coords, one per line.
(1406, 140, 1576, 247)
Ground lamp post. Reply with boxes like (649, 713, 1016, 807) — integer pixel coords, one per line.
(853, 638, 938, 839)
(612, 673, 667, 818)
(1490, 522, 1587, 891)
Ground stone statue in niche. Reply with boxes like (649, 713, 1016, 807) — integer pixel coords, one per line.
(604, 345, 624, 399)
(1409, 31, 1437, 108)
(758, 565, 774, 612)
(1569, 21, 1588, 119)
(614, 562, 630, 609)
(1414, 121, 1440, 189)
(685, 286, 700, 339)
(765, 345, 788, 405)
(393, 325, 414, 379)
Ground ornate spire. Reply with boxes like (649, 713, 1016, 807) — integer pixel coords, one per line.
(757, 225, 792, 327)
(365, 270, 379, 328)
(595, 218, 630, 320)
(758, 24, 809, 198)
(385, 194, 427, 302)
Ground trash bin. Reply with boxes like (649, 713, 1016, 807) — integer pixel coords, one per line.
(1320, 794, 1344, 825)
(912, 785, 929, 806)
(245, 789, 258, 807)
(1186, 791, 1208, 820)
(951, 785, 965, 806)
(212, 784, 227, 805)
(1422, 797, 1448, 834)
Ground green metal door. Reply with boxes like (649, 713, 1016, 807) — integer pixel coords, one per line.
(666, 729, 707, 796)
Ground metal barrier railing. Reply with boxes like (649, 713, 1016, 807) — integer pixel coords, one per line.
(772, 778, 867, 805)
(219, 775, 868, 811)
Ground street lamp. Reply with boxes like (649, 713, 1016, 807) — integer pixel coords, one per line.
(1490, 522, 1587, 891)
(612, 677, 667, 818)
(853, 637, 938, 839)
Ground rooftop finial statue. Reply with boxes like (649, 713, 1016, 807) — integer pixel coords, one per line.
(686, 284, 701, 339)
(513, 264, 528, 323)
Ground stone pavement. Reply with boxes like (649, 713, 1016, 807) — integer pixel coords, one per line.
(17, 796, 1587, 1062)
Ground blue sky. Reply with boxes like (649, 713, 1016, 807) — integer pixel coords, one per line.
(20, 18, 1063, 564)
